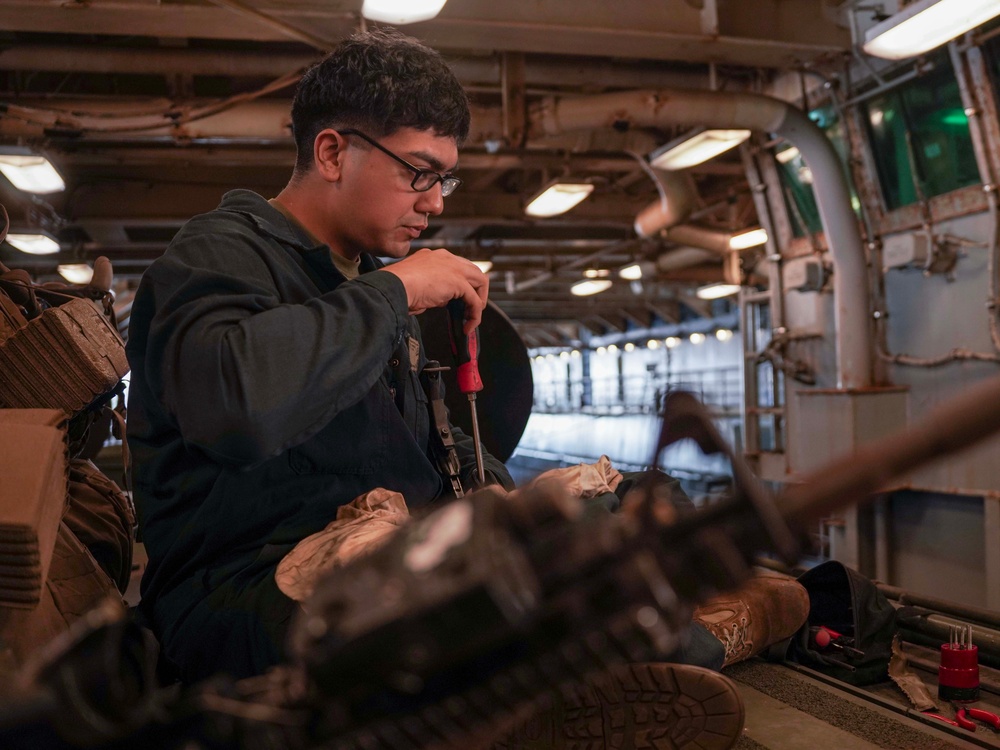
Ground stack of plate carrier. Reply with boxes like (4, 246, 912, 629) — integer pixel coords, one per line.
(0, 296, 128, 414)
(0, 410, 68, 609)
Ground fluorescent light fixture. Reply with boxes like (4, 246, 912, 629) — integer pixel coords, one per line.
(862, 0, 1000, 60)
(696, 282, 741, 300)
(775, 146, 801, 164)
(583, 268, 610, 279)
(6, 232, 60, 255)
(689, 332, 707, 345)
(716, 328, 734, 342)
(649, 129, 752, 170)
(729, 228, 768, 250)
(361, 0, 447, 24)
(525, 182, 594, 218)
(0, 151, 65, 194)
(619, 263, 644, 281)
(570, 278, 612, 296)
(471, 260, 493, 273)
(619, 260, 656, 281)
(57, 263, 93, 284)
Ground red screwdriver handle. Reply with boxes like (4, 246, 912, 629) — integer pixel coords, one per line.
(446, 300, 483, 394)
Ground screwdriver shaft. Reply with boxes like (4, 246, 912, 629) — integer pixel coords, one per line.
(469, 393, 486, 486)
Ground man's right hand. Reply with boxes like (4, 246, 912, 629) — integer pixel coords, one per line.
(381, 248, 489, 334)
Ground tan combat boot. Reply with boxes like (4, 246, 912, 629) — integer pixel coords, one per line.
(693, 572, 810, 668)
(493, 663, 745, 750)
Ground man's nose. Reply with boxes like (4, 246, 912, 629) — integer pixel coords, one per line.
(415, 183, 445, 216)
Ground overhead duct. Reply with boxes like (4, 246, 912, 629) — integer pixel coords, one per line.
(632, 168, 697, 238)
(528, 89, 872, 389)
(662, 224, 732, 256)
(655, 247, 716, 272)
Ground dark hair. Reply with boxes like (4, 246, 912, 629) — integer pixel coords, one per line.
(290, 29, 471, 173)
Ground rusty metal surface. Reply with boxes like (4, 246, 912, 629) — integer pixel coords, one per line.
(875, 186, 990, 236)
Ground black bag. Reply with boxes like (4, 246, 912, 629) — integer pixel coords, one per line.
(788, 560, 897, 685)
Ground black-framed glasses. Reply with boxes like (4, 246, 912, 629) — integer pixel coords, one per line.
(339, 129, 462, 197)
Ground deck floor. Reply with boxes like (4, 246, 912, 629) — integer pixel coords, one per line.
(729, 660, 999, 750)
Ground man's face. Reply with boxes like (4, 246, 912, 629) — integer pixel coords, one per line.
(333, 127, 459, 260)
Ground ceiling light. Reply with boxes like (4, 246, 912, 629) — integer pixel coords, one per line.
(665, 336, 681, 348)
(689, 332, 707, 345)
(607, 344, 618, 353)
(775, 146, 801, 164)
(647, 339, 660, 349)
(729, 228, 768, 250)
(0, 151, 65, 194)
(624, 342, 636, 352)
(560, 350, 570, 360)
(6, 232, 60, 255)
(863, 0, 1000, 60)
(471, 260, 493, 273)
(525, 182, 595, 218)
(696, 282, 742, 300)
(583, 268, 610, 279)
(570, 278, 612, 296)
(649, 129, 752, 170)
(716, 328, 734, 342)
(361, 0, 448, 24)
(57, 263, 93, 284)
(596, 346, 607, 355)
(571, 349, 581, 358)
(619, 261, 655, 280)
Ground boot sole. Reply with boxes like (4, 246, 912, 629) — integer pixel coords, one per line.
(495, 663, 744, 750)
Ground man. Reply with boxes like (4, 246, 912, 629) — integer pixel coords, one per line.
(126, 28, 512, 683)
(127, 29, 806, 749)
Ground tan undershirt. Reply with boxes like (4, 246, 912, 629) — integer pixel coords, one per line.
(269, 198, 361, 281)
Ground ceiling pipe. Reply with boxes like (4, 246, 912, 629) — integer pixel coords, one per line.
(654, 247, 716, 272)
(632, 168, 697, 238)
(0, 98, 504, 143)
(662, 224, 733, 256)
(528, 89, 872, 389)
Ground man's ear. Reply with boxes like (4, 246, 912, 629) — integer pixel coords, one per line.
(313, 129, 347, 182)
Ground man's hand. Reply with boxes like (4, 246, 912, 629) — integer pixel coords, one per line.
(381, 249, 489, 334)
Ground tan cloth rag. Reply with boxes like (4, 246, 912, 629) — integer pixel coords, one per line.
(524, 454, 623, 499)
(275, 456, 623, 604)
(274, 488, 410, 603)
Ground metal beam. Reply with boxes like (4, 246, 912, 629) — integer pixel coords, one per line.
(644, 301, 681, 324)
(0, 44, 714, 92)
(0, 0, 848, 67)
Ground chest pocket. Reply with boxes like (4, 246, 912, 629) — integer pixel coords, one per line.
(287, 386, 390, 476)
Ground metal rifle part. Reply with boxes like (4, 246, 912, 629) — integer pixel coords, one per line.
(420, 361, 464, 498)
(15, 378, 1000, 750)
(446, 299, 486, 486)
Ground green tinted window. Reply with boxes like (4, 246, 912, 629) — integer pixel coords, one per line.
(864, 53, 980, 210)
(775, 106, 859, 237)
